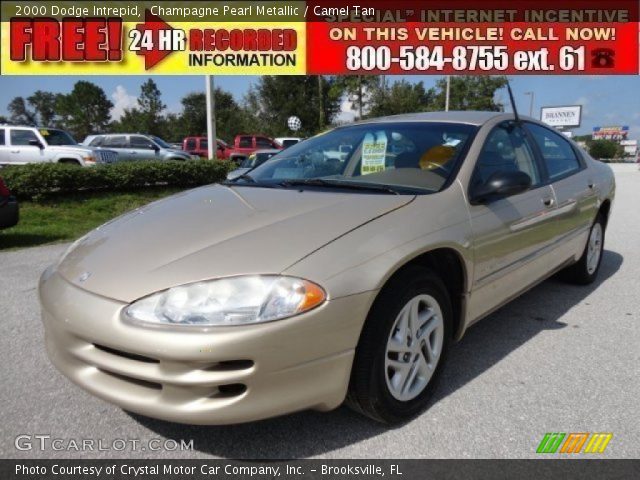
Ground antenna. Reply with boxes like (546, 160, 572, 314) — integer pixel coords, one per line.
(506, 81, 520, 123)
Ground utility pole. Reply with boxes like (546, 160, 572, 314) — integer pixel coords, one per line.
(524, 91, 535, 117)
(318, 76, 325, 129)
(445, 76, 451, 111)
(205, 75, 216, 159)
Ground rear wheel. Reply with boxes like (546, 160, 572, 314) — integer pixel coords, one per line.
(561, 214, 605, 285)
(347, 267, 452, 423)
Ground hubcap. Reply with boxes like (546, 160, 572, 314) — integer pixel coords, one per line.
(586, 223, 603, 275)
(384, 294, 444, 402)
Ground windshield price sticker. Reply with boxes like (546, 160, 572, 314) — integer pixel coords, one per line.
(361, 132, 388, 175)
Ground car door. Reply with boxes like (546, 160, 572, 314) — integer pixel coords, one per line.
(8, 128, 45, 165)
(129, 135, 159, 161)
(524, 123, 598, 259)
(466, 121, 559, 321)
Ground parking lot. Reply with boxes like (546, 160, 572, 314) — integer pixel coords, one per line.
(1, 163, 638, 459)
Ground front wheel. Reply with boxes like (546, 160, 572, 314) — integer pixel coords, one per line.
(347, 267, 452, 423)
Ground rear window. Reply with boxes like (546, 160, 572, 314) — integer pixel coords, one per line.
(525, 123, 582, 180)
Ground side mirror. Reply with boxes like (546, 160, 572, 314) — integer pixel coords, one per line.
(471, 171, 532, 204)
(29, 139, 44, 149)
(151, 143, 160, 151)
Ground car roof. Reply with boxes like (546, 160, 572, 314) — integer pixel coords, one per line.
(354, 111, 525, 126)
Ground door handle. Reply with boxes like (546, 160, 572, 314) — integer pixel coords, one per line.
(588, 182, 595, 190)
(10, 150, 19, 153)
(542, 197, 555, 207)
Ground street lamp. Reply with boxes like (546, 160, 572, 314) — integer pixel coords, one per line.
(524, 91, 535, 117)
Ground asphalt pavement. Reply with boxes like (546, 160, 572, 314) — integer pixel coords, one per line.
(1, 163, 639, 459)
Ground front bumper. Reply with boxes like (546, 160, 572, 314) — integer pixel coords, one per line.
(39, 269, 375, 425)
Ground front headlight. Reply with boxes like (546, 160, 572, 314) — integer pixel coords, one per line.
(123, 275, 326, 327)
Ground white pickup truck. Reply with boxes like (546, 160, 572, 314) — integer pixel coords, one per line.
(0, 125, 117, 167)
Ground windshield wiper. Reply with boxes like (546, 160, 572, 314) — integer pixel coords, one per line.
(277, 178, 400, 195)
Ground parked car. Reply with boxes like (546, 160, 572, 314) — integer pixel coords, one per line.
(182, 137, 231, 159)
(0, 126, 118, 166)
(224, 134, 282, 163)
(40, 112, 614, 425)
(83, 134, 197, 162)
(0, 176, 18, 229)
(226, 149, 281, 180)
(274, 137, 303, 148)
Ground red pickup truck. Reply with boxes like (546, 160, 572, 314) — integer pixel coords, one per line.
(183, 135, 282, 162)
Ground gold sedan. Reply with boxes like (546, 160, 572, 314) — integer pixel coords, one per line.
(40, 112, 614, 424)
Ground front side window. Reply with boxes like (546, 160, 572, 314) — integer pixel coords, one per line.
(39, 129, 76, 146)
(256, 137, 273, 148)
(239, 136, 252, 148)
(89, 136, 104, 147)
(0, 129, 5, 145)
(10, 129, 39, 146)
(185, 139, 196, 150)
(472, 123, 541, 190)
(130, 135, 155, 149)
(525, 123, 581, 180)
(245, 122, 477, 194)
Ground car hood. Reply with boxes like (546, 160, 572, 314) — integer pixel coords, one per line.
(56, 184, 413, 302)
(46, 145, 94, 154)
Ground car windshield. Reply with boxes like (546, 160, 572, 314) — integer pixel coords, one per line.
(151, 136, 171, 149)
(242, 122, 477, 194)
(40, 129, 77, 146)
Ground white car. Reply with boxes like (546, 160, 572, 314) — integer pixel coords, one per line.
(274, 137, 303, 148)
(0, 126, 117, 166)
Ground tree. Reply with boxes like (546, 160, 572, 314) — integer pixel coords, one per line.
(335, 75, 381, 119)
(166, 89, 257, 143)
(433, 76, 508, 111)
(136, 79, 166, 135)
(27, 91, 58, 126)
(368, 80, 436, 117)
(589, 139, 618, 159)
(8, 97, 36, 125)
(56, 81, 112, 140)
(248, 76, 342, 137)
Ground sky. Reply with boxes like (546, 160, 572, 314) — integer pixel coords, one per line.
(0, 75, 638, 140)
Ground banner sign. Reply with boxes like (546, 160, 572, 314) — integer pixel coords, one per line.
(592, 125, 630, 140)
(541, 105, 582, 127)
(1, 0, 638, 75)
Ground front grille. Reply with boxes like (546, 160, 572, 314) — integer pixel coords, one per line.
(96, 149, 118, 164)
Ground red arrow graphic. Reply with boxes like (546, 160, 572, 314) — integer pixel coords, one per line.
(134, 9, 175, 70)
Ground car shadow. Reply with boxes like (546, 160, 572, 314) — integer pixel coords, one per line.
(130, 249, 623, 459)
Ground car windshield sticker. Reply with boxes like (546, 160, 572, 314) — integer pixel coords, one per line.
(361, 132, 387, 175)
(39, 129, 49, 136)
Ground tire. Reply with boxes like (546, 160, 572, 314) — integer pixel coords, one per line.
(560, 214, 605, 285)
(58, 159, 81, 166)
(347, 266, 452, 423)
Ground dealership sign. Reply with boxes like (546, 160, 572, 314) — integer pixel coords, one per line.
(540, 106, 582, 128)
(592, 126, 629, 141)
